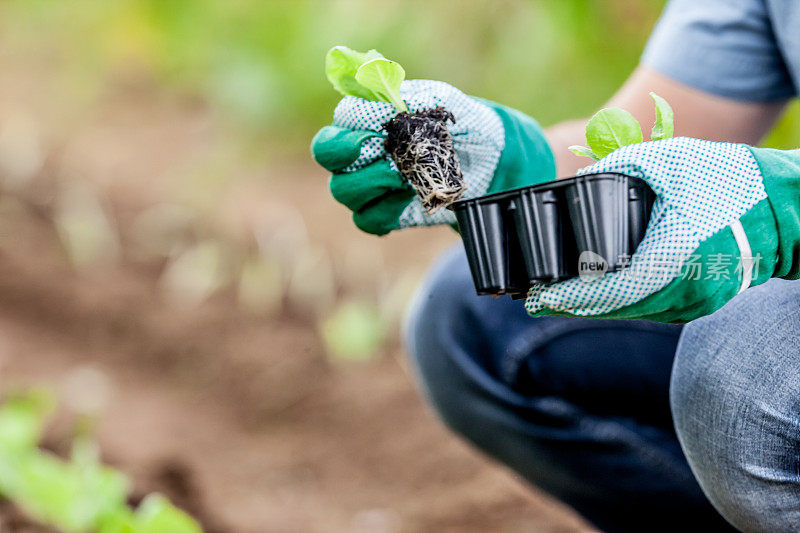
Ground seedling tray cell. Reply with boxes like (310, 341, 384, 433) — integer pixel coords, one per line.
(453, 197, 530, 298)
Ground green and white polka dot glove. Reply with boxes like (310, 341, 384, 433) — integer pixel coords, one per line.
(311, 80, 555, 235)
(527, 137, 800, 323)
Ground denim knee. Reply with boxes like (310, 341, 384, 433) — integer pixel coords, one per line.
(671, 279, 800, 531)
(402, 244, 544, 439)
(402, 245, 492, 435)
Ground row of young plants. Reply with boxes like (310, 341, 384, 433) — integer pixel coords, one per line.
(0, 124, 396, 365)
(0, 389, 201, 532)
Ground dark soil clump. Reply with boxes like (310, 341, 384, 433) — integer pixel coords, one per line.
(384, 107, 464, 213)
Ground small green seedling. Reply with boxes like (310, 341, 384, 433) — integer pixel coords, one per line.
(649, 92, 674, 141)
(324, 46, 464, 213)
(354, 58, 408, 113)
(326, 46, 408, 112)
(320, 300, 385, 364)
(569, 92, 674, 160)
(0, 389, 201, 533)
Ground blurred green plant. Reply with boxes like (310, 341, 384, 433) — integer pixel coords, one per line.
(0, 389, 202, 533)
(2, 0, 798, 153)
(320, 300, 386, 363)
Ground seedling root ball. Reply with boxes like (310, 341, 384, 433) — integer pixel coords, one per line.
(384, 107, 464, 213)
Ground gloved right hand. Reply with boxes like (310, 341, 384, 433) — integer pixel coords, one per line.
(527, 137, 800, 323)
(311, 80, 555, 235)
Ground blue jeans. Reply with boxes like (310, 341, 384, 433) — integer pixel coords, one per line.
(404, 245, 800, 532)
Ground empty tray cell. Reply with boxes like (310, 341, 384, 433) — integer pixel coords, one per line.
(627, 179, 655, 252)
(512, 188, 573, 283)
(453, 196, 529, 296)
(565, 174, 630, 271)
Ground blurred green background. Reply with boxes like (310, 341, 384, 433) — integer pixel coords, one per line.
(0, 0, 798, 411)
(4, 0, 796, 157)
(0, 1, 799, 530)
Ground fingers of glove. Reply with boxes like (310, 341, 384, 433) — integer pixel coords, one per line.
(538, 269, 644, 317)
(556, 229, 744, 322)
(578, 138, 765, 235)
(523, 283, 546, 316)
(311, 126, 380, 172)
(575, 137, 713, 192)
(333, 80, 462, 132)
(395, 199, 457, 228)
(539, 206, 699, 316)
(352, 188, 416, 236)
(329, 159, 410, 212)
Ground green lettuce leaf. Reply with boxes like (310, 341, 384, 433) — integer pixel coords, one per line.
(568, 145, 599, 160)
(585, 108, 643, 159)
(325, 46, 384, 101)
(650, 91, 674, 141)
(324, 46, 408, 112)
(355, 58, 408, 112)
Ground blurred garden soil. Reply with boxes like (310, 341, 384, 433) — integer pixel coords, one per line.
(0, 59, 593, 532)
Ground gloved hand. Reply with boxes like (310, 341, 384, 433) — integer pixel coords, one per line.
(527, 137, 800, 323)
(311, 80, 555, 235)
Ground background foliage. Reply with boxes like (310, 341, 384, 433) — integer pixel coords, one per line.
(4, 0, 795, 155)
(0, 2, 798, 530)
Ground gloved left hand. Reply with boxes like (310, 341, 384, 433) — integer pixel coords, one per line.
(311, 80, 555, 235)
(527, 137, 800, 323)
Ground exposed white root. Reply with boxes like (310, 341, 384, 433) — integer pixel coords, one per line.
(396, 129, 463, 213)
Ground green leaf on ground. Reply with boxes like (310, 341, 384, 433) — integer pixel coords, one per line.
(320, 301, 385, 363)
(133, 494, 202, 533)
(0, 389, 56, 451)
(0, 390, 202, 533)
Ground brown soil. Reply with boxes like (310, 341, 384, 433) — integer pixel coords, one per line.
(0, 56, 594, 532)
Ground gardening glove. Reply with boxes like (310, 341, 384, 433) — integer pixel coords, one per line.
(526, 136, 800, 323)
(311, 80, 555, 235)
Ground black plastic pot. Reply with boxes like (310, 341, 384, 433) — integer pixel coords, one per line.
(451, 172, 655, 298)
(511, 186, 578, 283)
(453, 195, 530, 298)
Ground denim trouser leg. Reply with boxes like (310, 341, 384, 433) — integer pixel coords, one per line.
(404, 245, 734, 531)
(672, 278, 800, 532)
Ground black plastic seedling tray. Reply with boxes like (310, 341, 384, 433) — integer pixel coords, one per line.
(451, 173, 655, 299)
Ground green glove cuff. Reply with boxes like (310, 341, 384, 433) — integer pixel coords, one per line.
(749, 147, 800, 279)
(479, 100, 556, 194)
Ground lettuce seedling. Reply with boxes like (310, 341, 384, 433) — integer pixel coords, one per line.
(326, 46, 386, 103)
(326, 46, 408, 113)
(650, 92, 674, 141)
(569, 92, 674, 160)
(325, 46, 464, 213)
(355, 58, 409, 113)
